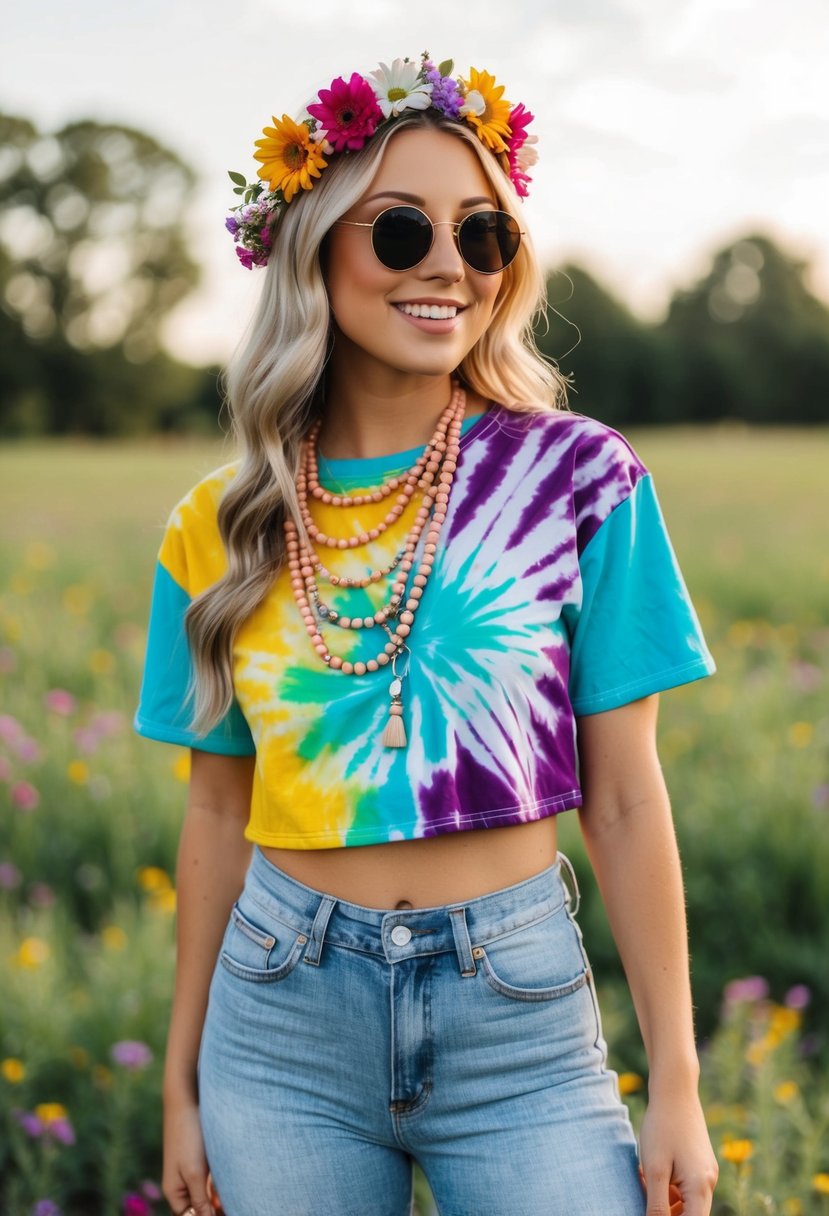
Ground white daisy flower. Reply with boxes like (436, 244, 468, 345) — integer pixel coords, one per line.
(369, 58, 433, 118)
(517, 134, 539, 171)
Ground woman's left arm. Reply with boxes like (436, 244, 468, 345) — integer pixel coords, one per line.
(576, 693, 719, 1216)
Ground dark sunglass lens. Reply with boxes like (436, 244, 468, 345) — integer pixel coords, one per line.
(459, 211, 521, 273)
(372, 207, 433, 271)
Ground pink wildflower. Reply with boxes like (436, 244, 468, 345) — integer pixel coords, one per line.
(122, 1195, 151, 1216)
(784, 984, 811, 1010)
(307, 73, 384, 152)
(47, 1117, 75, 1146)
(506, 103, 536, 198)
(0, 860, 22, 889)
(723, 975, 769, 1006)
(139, 1181, 162, 1201)
(0, 714, 23, 743)
(111, 1040, 153, 1070)
(44, 689, 77, 716)
(10, 781, 40, 811)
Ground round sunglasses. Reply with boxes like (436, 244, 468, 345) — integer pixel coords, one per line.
(334, 205, 524, 275)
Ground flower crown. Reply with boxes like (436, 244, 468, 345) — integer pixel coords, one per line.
(225, 53, 538, 270)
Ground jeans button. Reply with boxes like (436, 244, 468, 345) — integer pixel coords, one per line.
(391, 925, 412, 946)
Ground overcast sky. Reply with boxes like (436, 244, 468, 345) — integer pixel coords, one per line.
(5, 0, 829, 365)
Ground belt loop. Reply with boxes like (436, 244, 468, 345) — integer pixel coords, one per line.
(557, 850, 581, 918)
(449, 906, 477, 977)
(303, 895, 336, 966)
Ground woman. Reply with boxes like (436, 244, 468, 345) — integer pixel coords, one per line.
(136, 55, 718, 1216)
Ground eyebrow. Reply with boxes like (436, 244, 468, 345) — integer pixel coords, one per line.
(362, 190, 497, 207)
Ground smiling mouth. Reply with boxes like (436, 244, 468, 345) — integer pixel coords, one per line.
(393, 303, 463, 320)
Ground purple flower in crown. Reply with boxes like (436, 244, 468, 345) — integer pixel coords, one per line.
(225, 215, 240, 236)
(422, 58, 463, 118)
(307, 73, 384, 152)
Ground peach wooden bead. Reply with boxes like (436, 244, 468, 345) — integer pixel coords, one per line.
(374, 611, 386, 624)
(341, 662, 354, 675)
(384, 642, 397, 655)
(339, 617, 351, 628)
(396, 624, 411, 637)
(310, 632, 324, 646)
(331, 497, 342, 507)
(315, 644, 328, 657)
(369, 529, 380, 540)
(409, 588, 423, 600)
(329, 656, 343, 670)
(352, 618, 363, 629)
(424, 544, 437, 555)
(414, 575, 427, 587)
(353, 662, 366, 676)
(399, 611, 414, 625)
(337, 538, 349, 550)
(363, 616, 375, 628)
(321, 492, 332, 504)
(367, 660, 379, 672)
(377, 654, 390, 666)
(406, 598, 419, 610)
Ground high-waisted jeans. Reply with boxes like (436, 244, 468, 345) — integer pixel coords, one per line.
(197, 845, 646, 1216)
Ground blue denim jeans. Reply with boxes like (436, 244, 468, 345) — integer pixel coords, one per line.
(197, 845, 646, 1215)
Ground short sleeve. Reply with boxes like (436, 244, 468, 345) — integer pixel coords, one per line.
(563, 472, 716, 715)
(134, 472, 256, 755)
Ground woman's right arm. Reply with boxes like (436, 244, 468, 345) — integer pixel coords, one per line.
(162, 749, 255, 1216)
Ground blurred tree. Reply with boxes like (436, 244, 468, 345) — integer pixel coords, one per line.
(659, 234, 829, 424)
(0, 111, 199, 362)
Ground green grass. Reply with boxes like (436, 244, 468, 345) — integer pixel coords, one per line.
(2, 429, 829, 1214)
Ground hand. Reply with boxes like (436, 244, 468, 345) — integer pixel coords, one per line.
(638, 1091, 718, 1216)
(162, 1100, 214, 1216)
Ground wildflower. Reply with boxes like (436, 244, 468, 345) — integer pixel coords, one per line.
(0, 861, 22, 889)
(47, 1117, 75, 1146)
(784, 984, 811, 1010)
(67, 760, 89, 785)
(111, 1040, 153, 1070)
(618, 1072, 644, 1095)
(370, 58, 433, 118)
(28, 882, 56, 908)
(813, 1174, 829, 1195)
(63, 584, 93, 615)
(307, 73, 383, 152)
(782, 1200, 803, 1216)
(505, 102, 536, 197)
(459, 68, 512, 152)
(10, 781, 40, 811)
(721, 1139, 754, 1164)
(15, 735, 40, 762)
(254, 114, 327, 203)
(31, 1201, 62, 1216)
(89, 648, 115, 674)
(723, 975, 769, 1006)
(102, 925, 128, 950)
(2, 1057, 25, 1082)
(44, 689, 76, 715)
(139, 1181, 163, 1201)
(150, 887, 177, 914)
(35, 1103, 68, 1124)
(172, 752, 191, 783)
(122, 1194, 151, 1216)
(137, 866, 172, 892)
(422, 57, 463, 118)
(25, 541, 56, 570)
(0, 713, 24, 743)
(770, 1005, 801, 1037)
(14, 937, 51, 968)
(788, 721, 813, 748)
(14, 1108, 45, 1137)
(773, 1080, 799, 1104)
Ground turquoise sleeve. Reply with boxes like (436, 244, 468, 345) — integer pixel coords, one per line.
(563, 474, 716, 715)
(133, 561, 256, 755)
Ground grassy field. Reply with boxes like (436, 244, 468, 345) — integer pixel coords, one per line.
(1, 428, 828, 1215)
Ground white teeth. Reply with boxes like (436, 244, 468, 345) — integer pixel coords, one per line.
(396, 303, 459, 319)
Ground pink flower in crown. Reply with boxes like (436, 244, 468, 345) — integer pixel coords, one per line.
(506, 103, 537, 198)
(307, 73, 384, 152)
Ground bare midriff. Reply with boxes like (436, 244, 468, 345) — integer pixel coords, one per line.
(259, 816, 560, 909)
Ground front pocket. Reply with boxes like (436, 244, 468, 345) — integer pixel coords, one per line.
(480, 950, 590, 1002)
(219, 900, 307, 983)
(476, 907, 591, 1003)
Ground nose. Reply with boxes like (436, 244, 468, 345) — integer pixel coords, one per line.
(417, 220, 464, 282)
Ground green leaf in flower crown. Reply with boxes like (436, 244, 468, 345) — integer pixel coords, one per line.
(437, 60, 454, 78)
(233, 186, 245, 195)
(228, 171, 247, 187)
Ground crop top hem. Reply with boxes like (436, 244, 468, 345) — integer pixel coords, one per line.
(570, 655, 716, 716)
(243, 789, 583, 849)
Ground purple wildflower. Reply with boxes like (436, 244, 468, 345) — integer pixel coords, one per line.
(32, 1202, 62, 1216)
(236, 246, 255, 270)
(139, 1181, 162, 1201)
(784, 984, 812, 1010)
(47, 1117, 75, 1146)
(111, 1040, 153, 1070)
(0, 860, 22, 889)
(14, 1109, 45, 1138)
(225, 215, 240, 236)
(10, 781, 40, 811)
(422, 60, 463, 118)
(122, 1194, 151, 1216)
(723, 976, 769, 1006)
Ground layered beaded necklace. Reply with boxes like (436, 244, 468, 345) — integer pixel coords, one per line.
(284, 381, 467, 749)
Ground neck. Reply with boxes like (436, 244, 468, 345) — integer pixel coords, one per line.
(316, 372, 484, 461)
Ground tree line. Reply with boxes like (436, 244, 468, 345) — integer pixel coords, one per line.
(1, 110, 828, 435)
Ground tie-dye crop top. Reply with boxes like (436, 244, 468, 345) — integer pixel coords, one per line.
(134, 405, 715, 849)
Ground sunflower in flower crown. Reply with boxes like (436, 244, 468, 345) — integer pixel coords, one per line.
(227, 54, 537, 268)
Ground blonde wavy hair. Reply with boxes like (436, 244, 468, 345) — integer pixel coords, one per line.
(187, 107, 569, 732)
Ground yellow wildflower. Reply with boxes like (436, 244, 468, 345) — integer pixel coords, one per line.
(35, 1102, 68, 1124)
(102, 925, 128, 951)
(617, 1072, 644, 1095)
(137, 865, 172, 892)
(14, 937, 50, 969)
(172, 751, 191, 783)
(89, 648, 115, 675)
(788, 721, 813, 748)
(459, 68, 512, 152)
(63, 584, 93, 615)
(254, 114, 327, 202)
(813, 1174, 829, 1195)
(770, 1005, 801, 1036)
(11, 573, 34, 597)
(67, 760, 89, 785)
(2, 1058, 25, 1083)
(25, 541, 56, 570)
(721, 1139, 754, 1164)
(774, 1080, 799, 1104)
(782, 1198, 803, 1216)
(150, 888, 177, 915)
